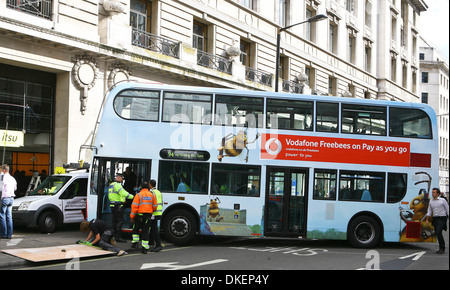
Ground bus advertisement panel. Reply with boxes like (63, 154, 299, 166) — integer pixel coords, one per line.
(261, 134, 411, 166)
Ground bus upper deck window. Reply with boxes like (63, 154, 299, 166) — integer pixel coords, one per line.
(316, 102, 339, 133)
(389, 108, 432, 139)
(114, 90, 160, 121)
(215, 95, 263, 128)
(341, 104, 386, 135)
(162, 92, 212, 124)
(267, 99, 313, 131)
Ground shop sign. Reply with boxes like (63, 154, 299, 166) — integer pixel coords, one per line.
(1, 130, 24, 147)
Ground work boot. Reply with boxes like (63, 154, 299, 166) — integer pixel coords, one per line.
(141, 247, 148, 254)
(131, 242, 138, 249)
(150, 246, 163, 252)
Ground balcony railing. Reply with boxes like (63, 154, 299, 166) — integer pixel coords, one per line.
(7, 0, 52, 20)
(197, 51, 232, 74)
(282, 79, 303, 94)
(246, 67, 273, 87)
(132, 28, 180, 59)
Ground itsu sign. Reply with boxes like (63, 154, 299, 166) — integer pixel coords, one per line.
(1, 130, 24, 148)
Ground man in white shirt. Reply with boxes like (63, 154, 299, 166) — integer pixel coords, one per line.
(425, 188, 449, 254)
(1, 164, 17, 239)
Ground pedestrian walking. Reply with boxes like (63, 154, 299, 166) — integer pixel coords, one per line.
(108, 173, 134, 242)
(425, 188, 449, 254)
(79, 219, 127, 256)
(130, 180, 157, 254)
(1, 164, 17, 239)
(149, 179, 163, 252)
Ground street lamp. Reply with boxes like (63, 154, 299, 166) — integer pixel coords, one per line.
(275, 14, 328, 92)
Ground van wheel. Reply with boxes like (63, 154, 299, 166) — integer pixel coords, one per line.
(348, 216, 381, 248)
(38, 212, 57, 233)
(163, 209, 197, 245)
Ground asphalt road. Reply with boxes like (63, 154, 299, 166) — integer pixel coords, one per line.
(6, 227, 448, 273)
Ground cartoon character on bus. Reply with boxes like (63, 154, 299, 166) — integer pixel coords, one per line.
(399, 172, 435, 242)
(206, 197, 224, 222)
(217, 130, 260, 163)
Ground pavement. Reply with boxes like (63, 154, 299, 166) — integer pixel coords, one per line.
(0, 225, 169, 269)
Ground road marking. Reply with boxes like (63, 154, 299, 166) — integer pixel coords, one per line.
(398, 251, 426, 261)
(230, 246, 328, 256)
(6, 239, 23, 246)
(141, 259, 228, 270)
(357, 251, 427, 270)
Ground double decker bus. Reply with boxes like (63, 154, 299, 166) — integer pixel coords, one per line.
(86, 82, 438, 248)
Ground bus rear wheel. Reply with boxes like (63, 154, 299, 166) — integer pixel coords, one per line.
(348, 216, 381, 248)
(163, 209, 197, 246)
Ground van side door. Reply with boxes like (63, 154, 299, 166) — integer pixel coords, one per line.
(60, 177, 88, 223)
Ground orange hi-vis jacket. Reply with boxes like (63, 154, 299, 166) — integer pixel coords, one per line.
(130, 188, 157, 219)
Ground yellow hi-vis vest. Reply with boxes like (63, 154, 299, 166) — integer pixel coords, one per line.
(151, 188, 163, 216)
(108, 182, 133, 206)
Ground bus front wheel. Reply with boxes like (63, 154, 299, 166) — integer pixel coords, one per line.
(347, 216, 381, 248)
(163, 209, 197, 245)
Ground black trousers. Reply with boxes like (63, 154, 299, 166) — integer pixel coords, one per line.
(150, 216, 162, 247)
(433, 216, 448, 251)
(132, 213, 152, 244)
(111, 205, 124, 238)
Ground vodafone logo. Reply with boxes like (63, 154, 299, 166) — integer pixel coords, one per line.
(265, 138, 282, 156)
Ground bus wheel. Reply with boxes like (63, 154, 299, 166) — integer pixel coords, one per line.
(348, 216, 381, 248)
(38, 211, 57, 233)
(163, 209, 197, 245)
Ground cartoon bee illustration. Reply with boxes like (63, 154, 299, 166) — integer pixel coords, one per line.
(206, 197, 224, 222)
(399, 172, 435, 242)
(401, 189, 430, 222)
(217, 130, 260, 163)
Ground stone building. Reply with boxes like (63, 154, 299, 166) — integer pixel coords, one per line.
(419, 36, 449, 195)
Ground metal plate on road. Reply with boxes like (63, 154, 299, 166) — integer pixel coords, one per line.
(2, 244, 114, 262)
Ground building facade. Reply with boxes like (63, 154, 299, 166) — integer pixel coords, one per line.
(0, 0, 428, 191)
(419, 37, 449, 196)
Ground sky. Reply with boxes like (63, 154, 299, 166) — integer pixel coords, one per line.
(419, 0, 449, 61)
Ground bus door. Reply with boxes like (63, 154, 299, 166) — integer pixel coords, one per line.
(265, 167, 308, 237)
(90, 157, 151, 228)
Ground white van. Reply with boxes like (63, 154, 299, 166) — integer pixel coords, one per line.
(12, 171, 88, 233)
